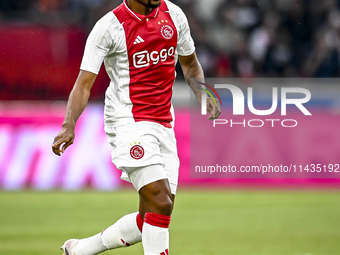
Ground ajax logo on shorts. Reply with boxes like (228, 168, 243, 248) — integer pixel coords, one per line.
(130, 142, 144, 160)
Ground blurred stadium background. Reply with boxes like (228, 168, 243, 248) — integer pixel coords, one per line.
(1, 0, 340, 254)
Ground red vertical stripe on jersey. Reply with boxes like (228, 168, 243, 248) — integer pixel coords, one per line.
(113, 0, 177, 128)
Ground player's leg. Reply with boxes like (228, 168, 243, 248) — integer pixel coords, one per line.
(138, 178, 174, 255)
(60, 162, 171, 255)
(134, 124, 179, 255)
(61, 211, 143, 255)
(101, 211, 143, 249)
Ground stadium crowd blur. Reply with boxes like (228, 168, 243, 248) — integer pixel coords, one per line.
(1, 0, 340, 100)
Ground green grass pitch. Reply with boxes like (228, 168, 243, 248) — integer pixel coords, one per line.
(0, 189, 339, 255)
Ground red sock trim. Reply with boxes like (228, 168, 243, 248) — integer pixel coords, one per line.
(144, 212, 171, 229)
(136, 213, 144, 233)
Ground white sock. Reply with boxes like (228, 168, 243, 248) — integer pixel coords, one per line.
(142, 212, 171, 255)
(74, 212, 143, 255)
(74, 233, 106, 255)
(101, 212, 143, 249)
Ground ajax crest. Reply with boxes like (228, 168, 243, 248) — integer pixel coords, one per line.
(160, 25, 174, 39)
(130, 143, 144, 160)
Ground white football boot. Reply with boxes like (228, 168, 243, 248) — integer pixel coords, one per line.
(60, 239, 79, 255)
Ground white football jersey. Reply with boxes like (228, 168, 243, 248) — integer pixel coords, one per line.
(80, 0, 195, 128)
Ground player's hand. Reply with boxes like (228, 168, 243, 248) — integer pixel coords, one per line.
(52, 125, 75, 156)
(206, 97, 221, 120)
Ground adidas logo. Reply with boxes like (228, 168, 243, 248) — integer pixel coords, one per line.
(133, 35, 145, 44)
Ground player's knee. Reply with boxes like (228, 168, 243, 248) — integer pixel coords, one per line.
(154, 194, 173, 215)
(139, 179, 174, 215)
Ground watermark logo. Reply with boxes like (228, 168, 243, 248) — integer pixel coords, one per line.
(199, 83, 312, 128)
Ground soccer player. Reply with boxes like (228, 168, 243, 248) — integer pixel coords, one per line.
(52, 0, 221, 255)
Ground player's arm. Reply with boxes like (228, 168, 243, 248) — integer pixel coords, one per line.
(179, 53, 221, 120)
(52, 70, 97, 156)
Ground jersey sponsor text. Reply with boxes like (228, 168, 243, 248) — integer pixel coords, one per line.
(132, 46, 175, 68)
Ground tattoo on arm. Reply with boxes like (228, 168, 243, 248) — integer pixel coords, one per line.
(183, 59, 204, 102)
(185, 61, 203, 83)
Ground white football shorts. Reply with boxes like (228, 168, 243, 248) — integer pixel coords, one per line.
(104, 121, 180, 195)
